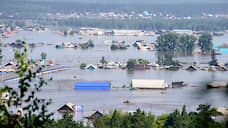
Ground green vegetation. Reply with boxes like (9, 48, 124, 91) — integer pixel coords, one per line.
(111, 44, 128, 50)
(80, 40, 94, 49)
(41, 52, 47, 60)
(45, 112, 89, 128)
(156, 33, 179, 52)
(0, 46, 227, 127)
(0, 46, 53, 127)
(110, 44, 119, 50)
(93, 105, 226, 128)
(100, 56, 107, 64)
(126, 59, 150, 70)
(80, 63, 87, 70)
(1, 0, 228, 18)
(156, 33, 197, 53)
(137, 58, 149, 64)
(127, 59, 137, 70)
(157, 53, 180, 66)
(55, 18, 228, 31)
(198, 32, 213, 53)
(178, 35, 197, 52)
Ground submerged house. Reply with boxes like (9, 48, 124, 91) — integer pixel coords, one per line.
(57, 102, 76, 113)
(172, 81, 187, 88)
(75, 81, 110, 90)
(186, 65, 198, 71)
(207, 81, 227, 88)
(131, 79, 168, 89)
(134, 64, 151, 70)
(84, 110, 103, 121)
(86, 64, 97, 70)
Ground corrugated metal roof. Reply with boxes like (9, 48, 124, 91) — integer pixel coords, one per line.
(75, 81, 110, 90)
(132, 79, 167, 89)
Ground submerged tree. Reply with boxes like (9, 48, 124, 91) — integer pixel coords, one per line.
(157, 53, 180, 66)
(0, 41, 2, 64)
(209, 49, 218, 66)
(178, 35, 197, 52)
(126, 59, 137, 70)
(41, 52, 47, 60)
(100, 56, 107, 64)
(198, 32, 213, 53)
(156, 33, 179, 52)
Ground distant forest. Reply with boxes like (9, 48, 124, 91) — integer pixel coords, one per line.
(46, 18, 228, 31)
(1, 0, 228, 31)
(1, 0, 228, 17)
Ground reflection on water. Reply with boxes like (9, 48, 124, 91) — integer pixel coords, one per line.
(1, 31, 228, 120)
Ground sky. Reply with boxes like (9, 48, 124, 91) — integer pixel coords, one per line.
(27, 0, 228, 4)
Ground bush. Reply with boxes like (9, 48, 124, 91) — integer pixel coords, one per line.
(80, 63, 86, 70)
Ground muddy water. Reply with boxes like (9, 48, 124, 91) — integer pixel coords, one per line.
(1, 31, 228, 120)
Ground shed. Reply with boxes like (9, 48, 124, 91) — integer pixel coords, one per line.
(86, 64, 96, 70)
(134, 64, 146, 70)
(75, 81, 110, 90)
(217, 107, 228, 116)
(57, 102, 76, 113)
(172, 81, 187, 88)
(131, 79, 168, 89)
(207, 81, 227, 88)
(186, 65, 198, 71)
(84, 110, 103, 121)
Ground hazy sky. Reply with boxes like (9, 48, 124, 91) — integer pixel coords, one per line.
(28, 0, 228, 4)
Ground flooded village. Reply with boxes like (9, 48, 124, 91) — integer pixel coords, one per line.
(0, 25, 228, 122)
(0, 0, 228, 127)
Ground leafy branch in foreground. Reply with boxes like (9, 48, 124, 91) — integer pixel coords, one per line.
(0, 45, 53, 128)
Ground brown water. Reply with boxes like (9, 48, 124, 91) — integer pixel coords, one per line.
(1, 31, 228, 120)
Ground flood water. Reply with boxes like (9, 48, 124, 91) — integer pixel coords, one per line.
(1, 31, 228, 120)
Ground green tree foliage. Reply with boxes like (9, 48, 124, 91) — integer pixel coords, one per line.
(178, 35, 197, 52)
(156, 33, 179, 52)
(93, 105, 225, 128)
(157, 53, 180, 66)
(127, 59, 137, 70)
(80, 40, 94, 49)
(198, 32, 213, 53)
(0, 45, 53, 127)
(80, 63, 86, 70)
(54, 18, 228, 31)
(100, 56, 107, 64)
(164, 104, 225, 128)
(110, 44, 119, 50)
(156, 33, 197, 53)
(45, 112, 89, 128)
(137, 59, 149, 64)
(41, 52, 47, 60)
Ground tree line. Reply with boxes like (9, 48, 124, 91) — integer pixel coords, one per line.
(1, 0, 228, 17)
(93, 104, 226, 128)
(156, 32, 212, 53)
(53, 18, 228, 31)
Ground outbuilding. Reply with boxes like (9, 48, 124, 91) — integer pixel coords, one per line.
(84, 110, 103, 121)
(57, 102, 76, 113)
(131, 79, 168, 89)
(75, 81, 110, 90)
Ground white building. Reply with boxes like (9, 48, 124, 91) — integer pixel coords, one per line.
(132, 79, 168, 89)
(172, 29, 193, 35)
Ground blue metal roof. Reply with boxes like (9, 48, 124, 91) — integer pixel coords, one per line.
(75, 81, 110, 90)
(220, 48, 228, 54)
